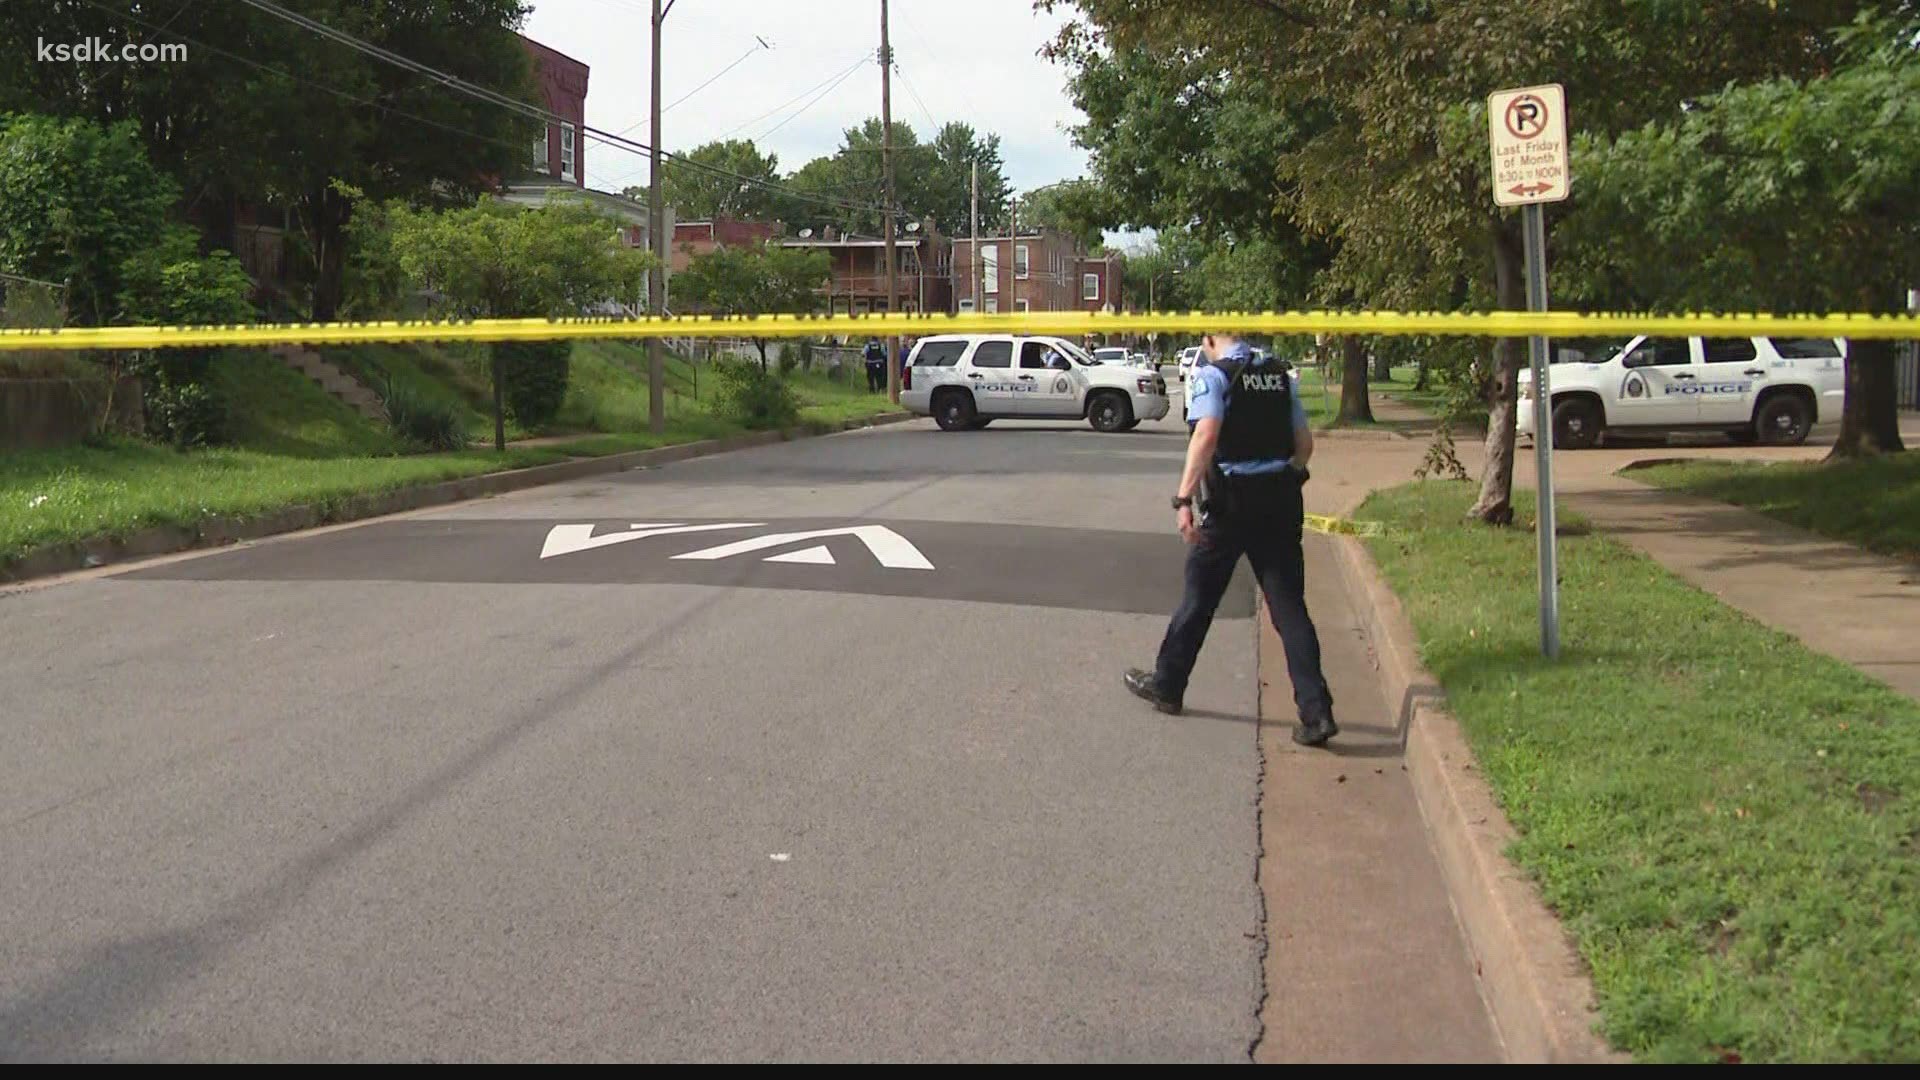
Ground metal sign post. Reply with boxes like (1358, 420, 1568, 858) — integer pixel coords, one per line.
(1522, 203, 1559, 658)
(1490, 83, 1570, 658)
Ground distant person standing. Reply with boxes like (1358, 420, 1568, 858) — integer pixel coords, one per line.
(864, 338, 886, 393)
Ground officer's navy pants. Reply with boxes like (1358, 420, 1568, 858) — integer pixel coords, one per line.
(1154, 473, 1334, 719)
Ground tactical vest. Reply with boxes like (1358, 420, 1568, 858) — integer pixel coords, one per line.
(1212, 358, 1296, 465)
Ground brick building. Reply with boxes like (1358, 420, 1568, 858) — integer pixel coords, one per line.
(671, 219, 778, 276)
(521, 35, 588, 186)
(951, 228, 1123, 317)
(780, 222, 952, 317)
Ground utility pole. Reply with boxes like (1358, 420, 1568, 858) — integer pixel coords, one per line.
(1008, 192, 1017, 313)
(880, 0, 900, 402)
(970, 159, 979, 313)
(647, 0, 666, 433)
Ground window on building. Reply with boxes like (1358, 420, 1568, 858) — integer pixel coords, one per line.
(533, 130, 549, 173)
(982, 245, 998, 293)
(560, 123, 576, 182)
(1015, 298, 1030, 313)
(984, 298, 999, 314)
(1083, 273, 1099, 301)
(1015, 245, 1029, 279)
(958, 298, 976, 313)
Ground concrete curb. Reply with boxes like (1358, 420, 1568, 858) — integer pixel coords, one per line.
(1323, 530, 1627, 1064)
(2, 412, 917, 585)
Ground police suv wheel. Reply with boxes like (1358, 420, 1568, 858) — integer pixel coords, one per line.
(1755, 394, 1811, 446)
(1089, 392, 1132, 433)
(1550, 397, 1602, 450)
(933, 391, 976, 432)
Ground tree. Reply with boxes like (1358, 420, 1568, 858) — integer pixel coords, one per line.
(0, 113, 252, 441)
(391, 194, 655, 449)
(783, 119, 940, 237)
(1560, 8, 1918, 459)
(640, 139, 784, 222)
(1045, 0, 1883, 521)
(0, 114, 176, 327)
(0, 1, 544, 321)
(1014, 181, 1109, 251)
(1045, 14, 1348, 413)
(118, 227, 256, 447)
(675, 243, 831, 371)
(929, 122, 1011, 237)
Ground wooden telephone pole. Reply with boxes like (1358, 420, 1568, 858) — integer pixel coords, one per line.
(880, 0, 900, 402)
(647, 0, 666, 433)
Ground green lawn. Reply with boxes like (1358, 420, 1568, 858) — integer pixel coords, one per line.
(1356, 480, 1920, 1063)
(1631, 453, 1920, 562)
(2, 343, 902, 566)
(210, 349, 403, 457)
(326, 342, 503, 440)
(0, 438, 571, 561)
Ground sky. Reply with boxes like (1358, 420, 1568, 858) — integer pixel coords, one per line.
(520, 0, 1094, 200)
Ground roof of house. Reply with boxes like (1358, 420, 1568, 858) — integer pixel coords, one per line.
(779, 235, 923, 249)
(497, 180, 654, 225)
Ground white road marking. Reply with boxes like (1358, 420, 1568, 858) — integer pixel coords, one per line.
(539, 522, 765, 560)
(670, 526, 935, 571)
(763, 545, 836, 566)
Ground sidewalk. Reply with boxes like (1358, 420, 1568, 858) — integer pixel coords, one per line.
(1534, 458, 1920, 702)
(1254, 536, 1503, 1062)
(1352, 389, 1920, 702)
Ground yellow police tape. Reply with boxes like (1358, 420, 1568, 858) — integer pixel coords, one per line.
(2, 309, 1918, 352)
(1306, 513, 1384, 538)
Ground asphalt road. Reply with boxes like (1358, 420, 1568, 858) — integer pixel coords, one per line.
(0, 413, 1295, 1062)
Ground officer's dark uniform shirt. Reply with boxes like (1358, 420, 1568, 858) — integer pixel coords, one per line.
(1184, 343, 1308, 475)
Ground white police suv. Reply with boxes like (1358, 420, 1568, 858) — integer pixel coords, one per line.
(901, 334, 1172, 432)
(1519, 335, 1847, 449)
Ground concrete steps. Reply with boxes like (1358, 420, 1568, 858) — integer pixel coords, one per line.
(271, 346, 388, 425)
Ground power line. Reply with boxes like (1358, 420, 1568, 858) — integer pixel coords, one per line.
(662, 38, 770, 117)
(894, 64, 940, 137)
(227, 0, 888, 217)
(760, 55, 870, 140)
(715, 53, 870, 141)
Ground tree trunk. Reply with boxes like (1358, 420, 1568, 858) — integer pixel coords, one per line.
(1469, 220, 1526, 525)
(306, 184, 350, 322)
(1337, 336, 1373, 424)
(1371, 347, 1392, 384)
(491, 344, 506, 453)
(1414, 357, 1430, 391)
(755, 339, 769, 372)
(1828, 336, 1907, 459)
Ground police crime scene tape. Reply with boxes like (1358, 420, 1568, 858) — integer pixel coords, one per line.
(2, 308, 1918, 352)
(1306, 513, 1384, 538)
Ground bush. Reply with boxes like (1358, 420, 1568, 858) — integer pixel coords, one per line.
(495, 340, 571, 429)
(145, 379, 227, 448)
(709, 360, 800, 430)
(127, 346, 228, 448)
(382, 385, 468, 451)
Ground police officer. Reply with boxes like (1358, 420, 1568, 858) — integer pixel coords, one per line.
(864, 337, 886, 393)
(1124, 331, 1338, 746)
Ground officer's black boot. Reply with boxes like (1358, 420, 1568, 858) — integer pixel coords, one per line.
(1291, 708, 1338, 747)
(1123, 668, 1183, 715)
